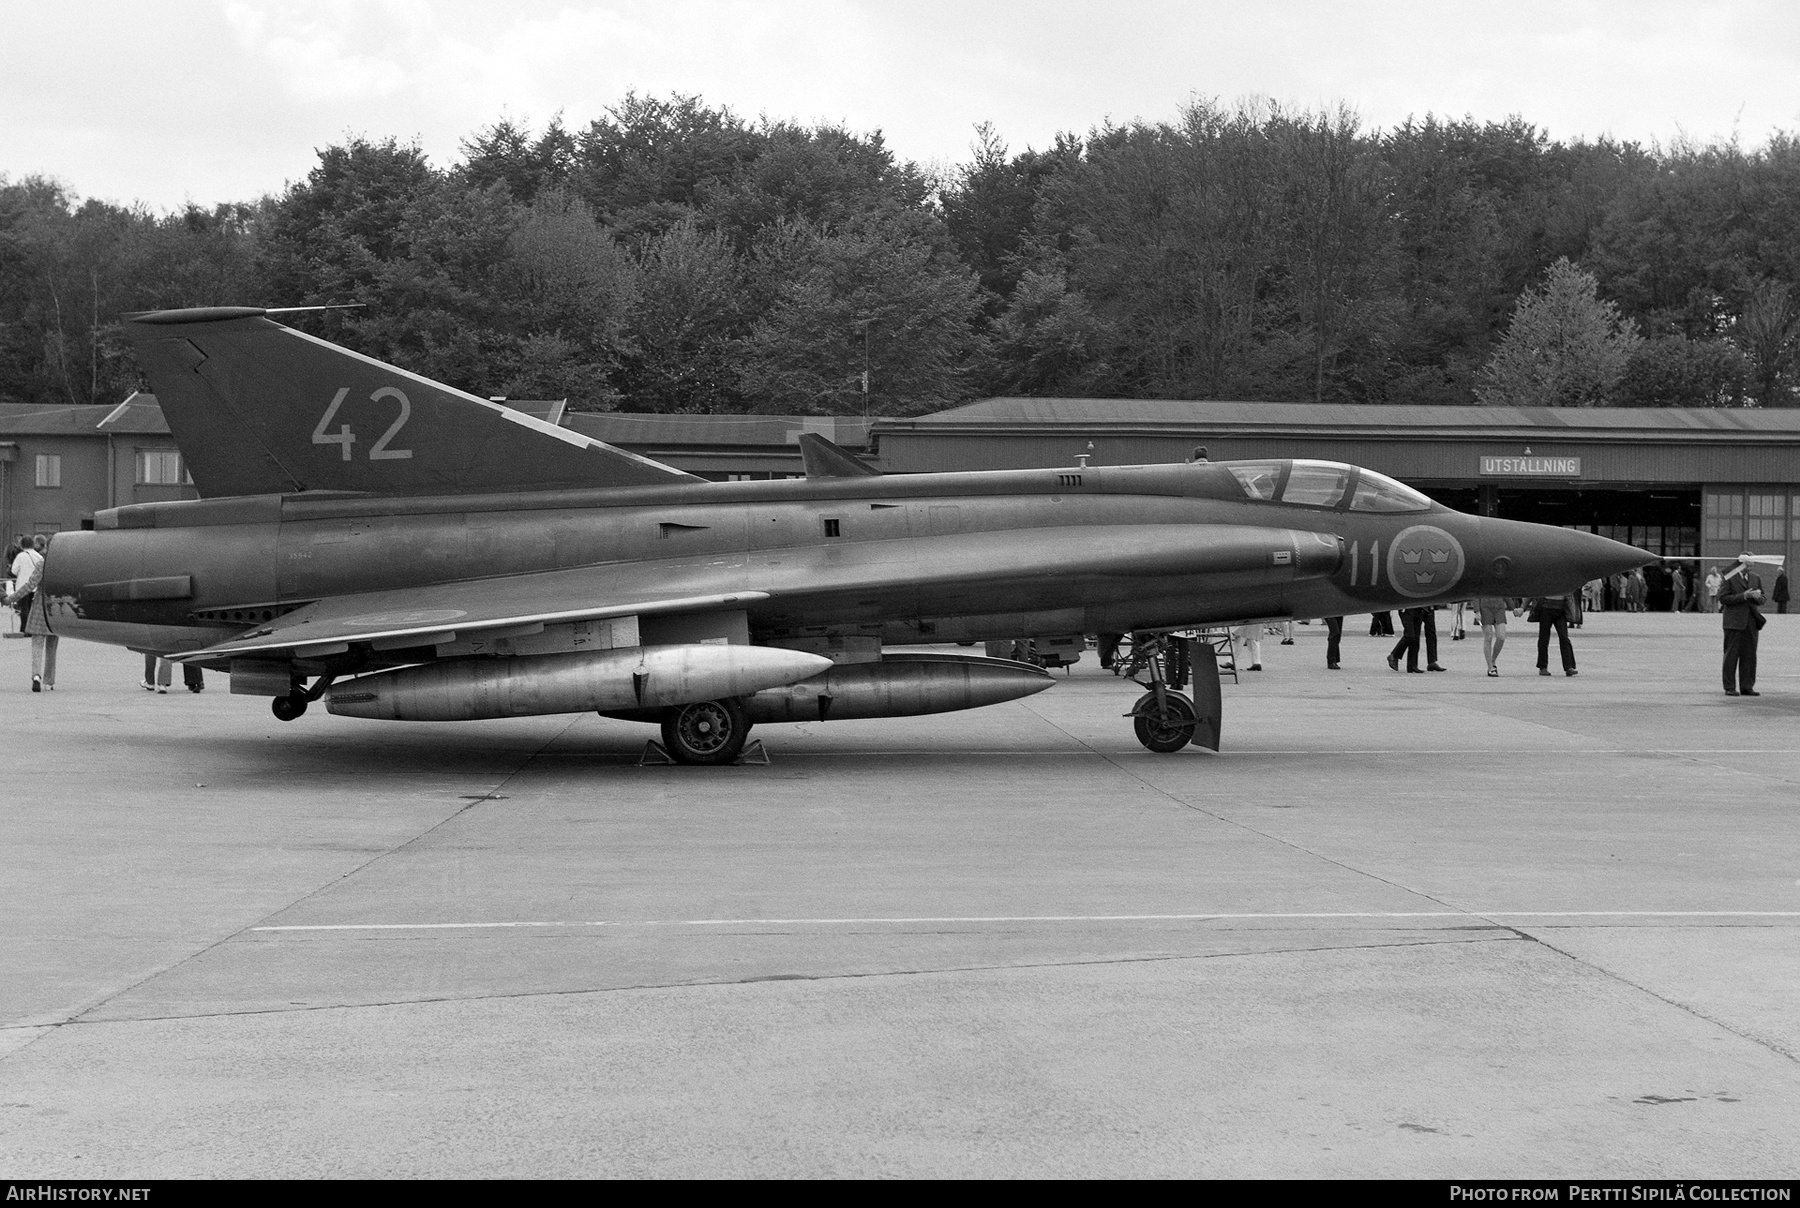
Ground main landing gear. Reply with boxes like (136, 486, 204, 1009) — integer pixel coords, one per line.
(660, 697, 751, 765)
(1123, 634, 1222, 754)
(270, 675, 336, 723)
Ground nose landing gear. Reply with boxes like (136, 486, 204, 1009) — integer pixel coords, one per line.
(1123, 634, 1222, 753)
(1133, 691, 1199, 752)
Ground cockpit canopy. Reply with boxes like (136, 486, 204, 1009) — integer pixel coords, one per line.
(1226, 460, 1433, 513)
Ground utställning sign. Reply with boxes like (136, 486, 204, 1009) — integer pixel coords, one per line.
(1479, 456, 1581, 477)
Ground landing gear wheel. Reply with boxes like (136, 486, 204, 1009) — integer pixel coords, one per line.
(660, 697, 749, 765)
(270, 691, 308, 722)
(1132, 690, 1197, 753)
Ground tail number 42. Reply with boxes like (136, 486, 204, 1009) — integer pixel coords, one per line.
(313, 387, 414, 461)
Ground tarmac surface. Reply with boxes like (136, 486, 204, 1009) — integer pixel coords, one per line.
(2, 611, 1798, 1178)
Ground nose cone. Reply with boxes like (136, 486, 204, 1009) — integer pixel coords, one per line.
(1470, 517, 1655, 598)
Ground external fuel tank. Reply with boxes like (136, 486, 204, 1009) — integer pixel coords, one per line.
(325, 644, 832, 721)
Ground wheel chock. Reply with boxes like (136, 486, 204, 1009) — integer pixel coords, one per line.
(638, 739, 676, 766)
(735, 739, 771, 766)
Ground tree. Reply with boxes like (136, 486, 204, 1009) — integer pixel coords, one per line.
(1735, 279, 1800, 406)
(1379, 117, 1512, 404)
(699, 119, 930, 253)
(1028, 100, 1287, 400)
(986, 266, 1111, 394)
(1616, 336, 1750, 406)
(1475, 259, 1641, 406)
(460, 116, 576, 204)
(1269, 103, 1396, 402)
(496, 189, 636, 406)
(940, 124, 1078, 306)
(738, 212, 987, 415)
(571, 92, 761, 239)
(259, 137, 526, 395)
(616, 220, 749, 412)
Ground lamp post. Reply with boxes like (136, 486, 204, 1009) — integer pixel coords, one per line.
(855, 317, 874, 422)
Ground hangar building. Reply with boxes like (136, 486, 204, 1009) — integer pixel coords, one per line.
(870, 399, 1800, 574)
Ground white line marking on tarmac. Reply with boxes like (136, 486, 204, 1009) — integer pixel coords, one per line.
(252, 911, 1800, 932)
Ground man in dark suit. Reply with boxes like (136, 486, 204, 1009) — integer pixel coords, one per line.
(1719, 554, 1767, 696)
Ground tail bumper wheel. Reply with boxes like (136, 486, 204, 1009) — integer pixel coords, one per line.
(1131, 690, 1197, 753)
(661, 697, 750, 765)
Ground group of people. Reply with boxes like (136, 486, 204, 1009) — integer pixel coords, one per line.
(1366, 596, 1577, 678)
(1313, 553, 1778, 692)
(1594, 564, 1789, 615)
(4, 534, 58, 692)
(5, 532, 207, 696)
(142, 652, 205, 694)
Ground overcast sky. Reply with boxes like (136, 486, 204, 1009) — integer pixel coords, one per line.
(5, 0, 1798, 213)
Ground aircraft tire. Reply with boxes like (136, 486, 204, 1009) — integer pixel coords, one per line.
(1132, 691, 1196, 753)
(660, 697, 749, 765)
(271, 691, 308, 722)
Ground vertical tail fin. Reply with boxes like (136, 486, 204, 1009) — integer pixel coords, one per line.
(124, 307, 697, 498)
(797, 432, 880, 477)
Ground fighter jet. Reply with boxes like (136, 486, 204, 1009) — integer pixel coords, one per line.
(31, 307, 1652, 762)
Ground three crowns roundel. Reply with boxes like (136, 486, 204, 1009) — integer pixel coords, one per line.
(1386, 525, 1465, 599)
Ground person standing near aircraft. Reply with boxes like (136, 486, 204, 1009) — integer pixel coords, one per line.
(1531, 593, 1578, 677)
(1774, 569, 1789, 615)
(1234, 623, 1263, 671)
(31, 536, 59, 689)
(142, 653, 173, 693)
(1719, 554, 1766, 696)
(1388, 607, 1444, 673)
(1477, 596, 1515, 677)
(1323, 615, 1343, 670)
(4, 538, 51, 691)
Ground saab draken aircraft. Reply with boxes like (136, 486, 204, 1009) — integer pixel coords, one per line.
(29, 307, 1652, 762)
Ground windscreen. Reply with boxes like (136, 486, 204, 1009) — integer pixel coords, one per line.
(1349, 470, 1433, 513)
(1280, 461, 1353, 508)
(1227, 463, 1284, 500)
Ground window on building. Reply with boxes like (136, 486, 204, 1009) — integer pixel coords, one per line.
(136, 449, 185, 485)
(1747, 494, 1786, 542)
(1704, 491, 1744, 542)
(35, 454, 60, 488)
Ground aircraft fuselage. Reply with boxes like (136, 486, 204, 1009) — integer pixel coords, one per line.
(42, 458, 1640, 667)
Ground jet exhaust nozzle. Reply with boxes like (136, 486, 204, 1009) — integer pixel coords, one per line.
(325, 644, 832, 721)
(743, 653, 1055, 723)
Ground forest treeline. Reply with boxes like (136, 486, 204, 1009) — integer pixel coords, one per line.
(3, 93, 1799, 415)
